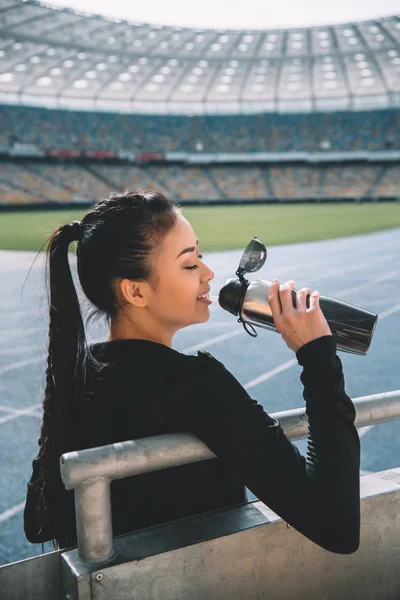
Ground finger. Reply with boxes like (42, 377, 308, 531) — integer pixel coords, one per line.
(296, 287, 311, 310)
(268, 279, 282, 319)
(309, 290, 320, 310)
(279, 280, 296, 314)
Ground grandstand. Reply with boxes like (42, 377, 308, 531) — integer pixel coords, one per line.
(0, 1, 399, 206)
(0, 105, 399, 152)
(1, 158, 400, 205)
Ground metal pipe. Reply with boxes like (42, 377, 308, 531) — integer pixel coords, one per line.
(61, 433, 214, 492)
(74, 477, 114, 563)
(273, 389, 400, 440)
(60, 389, 400, 565)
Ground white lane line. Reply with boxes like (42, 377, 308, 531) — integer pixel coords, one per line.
(0, 403, 41, 415)
(182, 328, 245, 354)
(0, 404, 33, 414)
(0, 404, 41, 425)
(378, 303, 400, 320)
(358, 426, 375, 439)
(0, 357, 44, 376)
(0, 501, 25, 524)
(335, 271, 400, 298)
(244, 359, 297, 390)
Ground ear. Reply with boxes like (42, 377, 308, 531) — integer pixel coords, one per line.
(119, 278, 149, 308)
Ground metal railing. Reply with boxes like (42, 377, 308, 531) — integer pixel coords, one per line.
(60, 389, 400, 566)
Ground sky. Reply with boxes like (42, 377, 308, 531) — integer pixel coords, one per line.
(46, 0, 399, 30)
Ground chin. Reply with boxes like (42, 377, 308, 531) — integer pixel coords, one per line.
(199, 309, 211, 322)
(194, 307, 211, 323)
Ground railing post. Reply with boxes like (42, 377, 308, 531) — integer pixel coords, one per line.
(74, 478, 115, 564)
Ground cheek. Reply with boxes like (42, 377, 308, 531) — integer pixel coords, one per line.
(182, 274, 202, 307)
(162, 271, 198, 303)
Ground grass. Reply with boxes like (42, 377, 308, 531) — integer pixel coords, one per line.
(0, 202, 399, 252)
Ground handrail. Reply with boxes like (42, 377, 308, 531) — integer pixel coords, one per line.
(60, 389, 400, 565)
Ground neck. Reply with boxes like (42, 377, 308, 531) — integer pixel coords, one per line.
(105, 318, 174, 349)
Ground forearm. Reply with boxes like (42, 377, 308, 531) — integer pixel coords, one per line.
(278, 336, 360, 553)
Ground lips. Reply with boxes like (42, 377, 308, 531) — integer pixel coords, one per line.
(198, 287, 211, 296)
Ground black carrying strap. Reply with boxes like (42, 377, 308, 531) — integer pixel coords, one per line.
(237, 317, 258, 337)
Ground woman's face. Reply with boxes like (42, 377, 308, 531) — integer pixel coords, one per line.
(149, 210, 215, 330)
(115, 210, 215, 346)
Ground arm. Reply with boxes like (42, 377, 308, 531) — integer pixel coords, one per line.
(181, 335, 360, 555)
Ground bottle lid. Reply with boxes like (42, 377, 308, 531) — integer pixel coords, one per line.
(218, 278, 247, 316)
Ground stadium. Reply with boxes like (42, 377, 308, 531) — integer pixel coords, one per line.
(0, 1, 400, 598)
(0, 1, 399, 206)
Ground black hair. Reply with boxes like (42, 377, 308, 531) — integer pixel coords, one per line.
(34, 188, 181, 548)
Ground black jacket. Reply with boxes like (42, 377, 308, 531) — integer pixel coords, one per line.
(23, 335, 360, 554)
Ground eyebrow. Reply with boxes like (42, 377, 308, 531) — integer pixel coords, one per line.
(177, 239, 199, 259)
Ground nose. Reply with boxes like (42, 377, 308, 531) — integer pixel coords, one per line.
(203, 262, 215, 281)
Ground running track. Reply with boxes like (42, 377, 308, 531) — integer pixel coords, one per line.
(0, 227, 399, 565)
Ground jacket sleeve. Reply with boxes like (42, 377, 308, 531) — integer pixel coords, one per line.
(23, 454, 53, 544)
(179, 335, 360, 555)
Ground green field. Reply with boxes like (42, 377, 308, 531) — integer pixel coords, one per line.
(0, 203, 399, 252)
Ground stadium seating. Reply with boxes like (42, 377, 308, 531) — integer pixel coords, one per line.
(0, 105, 398, 153)
(373, 166, 400, 198)
(1, 162, 398, 205)
(0, 104, 398, 206)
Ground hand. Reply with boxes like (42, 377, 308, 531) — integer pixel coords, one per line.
(268, 279, 332, 353)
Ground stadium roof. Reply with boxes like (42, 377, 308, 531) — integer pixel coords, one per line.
(0, 0, 399, 114)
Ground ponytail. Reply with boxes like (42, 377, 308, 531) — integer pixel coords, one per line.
(37, 220, 88, 547)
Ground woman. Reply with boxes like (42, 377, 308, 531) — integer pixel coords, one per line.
(23, 188, 360, 554)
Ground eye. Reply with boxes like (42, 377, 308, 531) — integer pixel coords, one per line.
(185, 254, 203, 270)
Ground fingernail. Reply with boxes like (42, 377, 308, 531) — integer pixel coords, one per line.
(273, 278, 278, 283)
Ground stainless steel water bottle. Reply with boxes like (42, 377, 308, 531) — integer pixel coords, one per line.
(217, 237, 378, 356)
